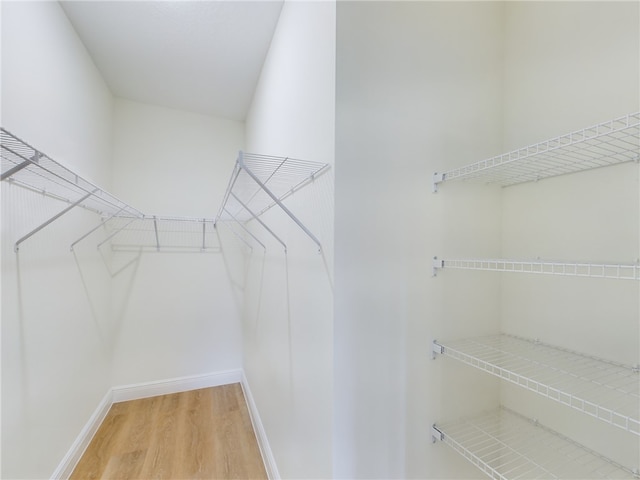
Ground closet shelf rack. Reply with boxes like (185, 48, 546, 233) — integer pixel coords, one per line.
(432, 334, 640, 436)
(1, 128, 143, 251)
(432, 258, 640, 280)
(2, 128, 327, 253)
(86, 215, 220, 253)
(432, 112, 640, 192)
(216, 151, 329, 252)
(432, 406, 638, 479)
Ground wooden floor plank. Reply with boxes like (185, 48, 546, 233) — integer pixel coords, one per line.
(70, 384, 267, 480)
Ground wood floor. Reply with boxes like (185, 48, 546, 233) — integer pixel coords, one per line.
(70, 383, 267, 479)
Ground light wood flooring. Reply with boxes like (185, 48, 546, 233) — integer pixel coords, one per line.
(70, 383, 267, 479)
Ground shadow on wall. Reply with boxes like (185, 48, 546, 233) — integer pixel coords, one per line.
(237, 166, 335, 414)
(217, 223, 252, 316)
(14, 253, 30, 411)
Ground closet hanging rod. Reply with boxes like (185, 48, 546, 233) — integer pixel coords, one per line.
(432, 111, 640, 191)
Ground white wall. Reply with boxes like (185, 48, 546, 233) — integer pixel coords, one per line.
(242, 1, 335, 478)
(336, 2, 639, 477)
(1, 2, 115, 477)
(335, 2, 505, 478)
(500, 1, 640, 469)
(109, 98, 244, 386)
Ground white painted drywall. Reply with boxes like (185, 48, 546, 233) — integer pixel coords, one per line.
(242, 1, 335, 478)
(335, 2, 505, 478)
(1, 2, 115, 478)
(500, 1, 640, 469)
(109, 98, 244, 386)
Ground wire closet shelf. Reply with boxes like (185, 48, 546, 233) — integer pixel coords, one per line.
(432, 406, 638, 480)
(91, 216, 219, 253)
(432, 112, 640, 191)
(216, 151, 329, 252)
(432, 258, 640, 280)
(433, 334, 640, 436)
(1, 128, 145, 251)
(1, 128, 142, 219)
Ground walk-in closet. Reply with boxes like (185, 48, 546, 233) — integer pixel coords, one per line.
(2, 1, 638, 479)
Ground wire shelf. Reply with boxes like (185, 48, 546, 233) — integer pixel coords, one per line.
(97, 216, 220, 253)
(3, 130, 306, 253)
(433, 406, 637, 479)
(433, 334, 640, 436)
(1, 128, 142, 219)
(433, 112, 640, 190)
(216, 151, 329, 251)
(433, 258, 640, 280)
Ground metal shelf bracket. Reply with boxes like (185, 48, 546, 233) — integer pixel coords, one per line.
(431, 424, 444, 443)
(432, 172, 444, 193)
(432, 340, 444, 359)
(432, 256, 443, 277)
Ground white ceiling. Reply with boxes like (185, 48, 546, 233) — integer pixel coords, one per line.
(61, 1, 284, 121)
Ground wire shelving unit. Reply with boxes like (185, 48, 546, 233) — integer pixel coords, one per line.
(1, 128, 143, 251)
(432, 406, 638, 479)
(92, 216, 220, 253)
(432, 112, 640, 191)
(2, 129, 329, 253)
(432, 258, 640, 280)
(432, 334, 640, 436)
(216, 151, 329, 252)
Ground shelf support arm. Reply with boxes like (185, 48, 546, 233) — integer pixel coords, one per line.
(215, 163, 242, 224)
(238, 152, 322, 252)
(70, 206, 130, 251)
(230, 192, 287, 252)
(1, 149, 41, 181)
(2, 160, 32, 181)
(223, 208, 266, 251)
(216, 220, 254, 252)
(15, 189, 96, 252)
(153, 216, 160, 251)
(202, 219, 206, 251)
(96, 216, 140, 250)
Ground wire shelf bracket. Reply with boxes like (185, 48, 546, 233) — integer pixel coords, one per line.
(433, 258, 640, 280)
(433, 335, 640, 436)
(215, 151, 329, 252)
(433, 406, 638, 479)
(14, 189, 95, 252)
(432, 112, 640, 192)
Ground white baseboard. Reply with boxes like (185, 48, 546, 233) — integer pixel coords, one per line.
(111, 369, 243, 403)
(52, 369, 243, 479)
(50, 389, 113, 480)
(241, 371, 280, 480)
